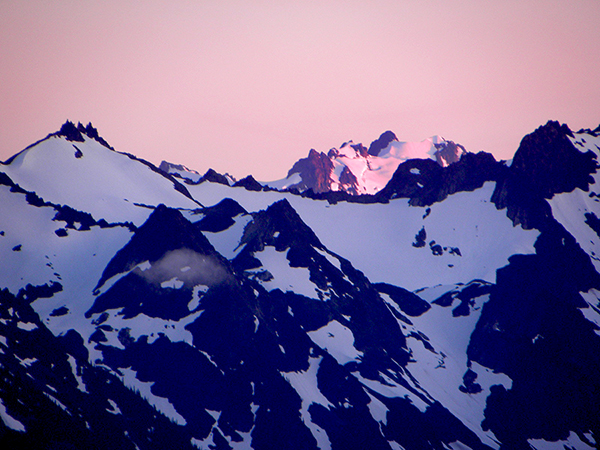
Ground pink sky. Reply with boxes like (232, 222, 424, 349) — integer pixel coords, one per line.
(1, 1, 599, 181)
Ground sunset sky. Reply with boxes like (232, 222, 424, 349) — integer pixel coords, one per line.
(1, 1, 599, 181)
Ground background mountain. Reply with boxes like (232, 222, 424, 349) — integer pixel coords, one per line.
(0, 120, 599, 449)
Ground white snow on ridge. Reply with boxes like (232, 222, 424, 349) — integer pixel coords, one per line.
(2, 135, 198, 225)
(185, 181, 538, 291)
(549, 130, 600, 273)
(251, 246, 317, 299)
(288, 182, 539, 291)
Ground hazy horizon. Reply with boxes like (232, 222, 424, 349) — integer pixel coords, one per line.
(1, 1, 599, 180)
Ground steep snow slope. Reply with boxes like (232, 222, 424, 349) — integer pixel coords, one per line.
(186, 181, 539, 291)
(2, 134, 199, 225)
(549, 130, 600, 273)
(0, 178, 134, 361)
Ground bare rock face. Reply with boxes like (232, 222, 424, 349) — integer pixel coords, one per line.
(368, 130, 398, 156)
(492, 120, 598, 229)
(433, 140, 467, 167)
(376, 150, 505, 206)
(286, 149, 335, 193)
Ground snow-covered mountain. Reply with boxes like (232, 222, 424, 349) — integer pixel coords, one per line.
(1, 120, 599, 450)
(264, 131, 467, 195)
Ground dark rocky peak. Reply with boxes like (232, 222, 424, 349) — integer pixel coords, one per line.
(368, 130, 398, 156)
(492, 120, 598, 229)
(200, 168, 231, 186)
(233, 174, 263, 191)
(195, 197, 247, 233)
(238, 199, 323, 255)
(95, 204, 221, 291)
(351, 142, 369, 157)
(433, 140, 467, 167)
(57, 120, 84, 142)
(330, 142, 369, 159)
(376, 151, 504, 206)
(286, 148, 334, 193)
(56, 120, 114, 150)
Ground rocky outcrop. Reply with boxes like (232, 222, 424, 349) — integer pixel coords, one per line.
(233, 175, 263, 191)
(368, 130, 398, 156)
(433, 140, 467, 167)
(492, 120, 598, 229)
(286, 149, 335, 193)
(376, 151, 505, 206)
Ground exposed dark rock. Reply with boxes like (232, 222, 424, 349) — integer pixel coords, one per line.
(49, 306, 69, 317)
(94, 204, 224, 292)
(57, 120, 85, 142)
(195, 198, 247, 233)
(200, 168, 231, 186)
(233, 175, 263, 191)
(492, 120, 598, 229)
(468, 219, 600, 446)
(368, 130, 398, 156)
(374, 282, 431, 317)
(429, 241, 443, 256)
(338, 166, 359, 194)
(76, 122, 115, 150)
(0, 288, 197, 450)
(433, 140, 467, 166)
(351, 142, 369, 157)
(54, 228, 68, 237)
(17, 281, 63, 303)
(459, 369, 482, 394)
(412, 227, 427, 248)
(377, 151, 505, 206)
(286, 149, 334, 193)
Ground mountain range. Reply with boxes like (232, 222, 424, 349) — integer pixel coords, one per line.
(1, 119, 599, 449)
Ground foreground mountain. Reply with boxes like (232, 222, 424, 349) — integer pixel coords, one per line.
(0, 120, 599, 449)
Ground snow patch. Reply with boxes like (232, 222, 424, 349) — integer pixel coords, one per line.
(119, 367, 186, 426)
(308, 320, 363, 365)
(0, 398, 25, 432)
(283, 356, 332, 450)
(252, 246, 317, 299)
(17, 322, 37, 331)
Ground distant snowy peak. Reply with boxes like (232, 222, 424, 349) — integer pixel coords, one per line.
(159, 161, 202, 183)
(159, 161, 236, 186)
(264, 131, 468, 195)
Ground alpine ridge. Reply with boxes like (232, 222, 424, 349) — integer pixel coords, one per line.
(0, 120, 599, 449)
